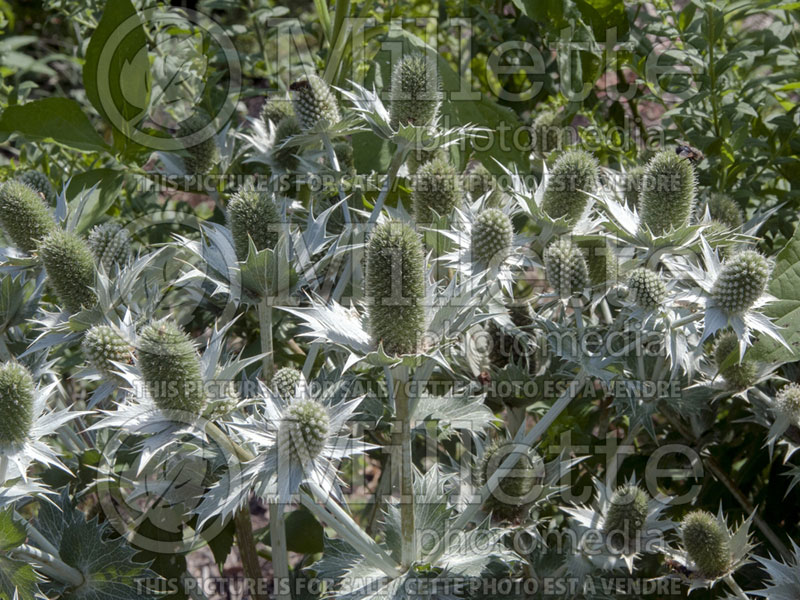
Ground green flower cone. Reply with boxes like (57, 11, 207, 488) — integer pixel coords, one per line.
(0, 179, 55, 252)
(0, 362, 35, 445)
(540, 149, 599, 223)
(39, 230, 97, 312)
(227, 190, 280, 261)
(639, 150, 696, 235)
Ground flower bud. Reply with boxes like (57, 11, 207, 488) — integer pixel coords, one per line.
(711, 250, 770, 314)
(713, 332, 756, 390)
(530, 109, 563, 155)
(0, 179, 55, 252)
(261, 94, 294, 125)
(227, 190, 280, 261)
(708, 193, 743, 229)
(604, 485, 649, 545)
(412, 156, 462, 224)
(640, 151, 696, 235)
(480, 441, 539, 519)
(279, 398, 330, 462)
(541, 149, 599, 223)
(774, 383, 800, 426)
(584, 240, 618, 287)
(290, 75, 340, 130)
(333, 140, 355, 173)
(138, 319, 206, 415)
(463, 162, 498, 203)
(273, 367, 302, 400)
(39, 230, 97, 312)
(681, 510, 731, 578)
(178, 114, 218, 175)
(389, 54, 441, 129)
(471, 208, 513, 265)
(627, 268, 666, 310)
(87, 222, 130, 271)
(486, 303, 535, 369)
(17, 171, 57, 205)
(0, 362, 35, 446)
(83, 325, 131, 378)
(271, 115, 302, 172)
(544, 238, 588, 297)
(406, 146, 446, 176)
(366, 221, 426, 356)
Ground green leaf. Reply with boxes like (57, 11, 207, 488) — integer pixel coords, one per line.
(0, 98, 108, 152)
(66, 169, 125, 233)
(284, 507, 324, 554)
(0, 509, 26, 551)
(748, 223, 800, 363)
(0, 556, 39, 600)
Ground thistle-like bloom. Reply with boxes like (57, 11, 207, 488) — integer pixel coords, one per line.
(82, 325, 131, 379)
(389, 54, 441, 128)
(279, 397, 330, 464)
(178, 114, 219, 175)
(480, 440, 540, 519)
(39, 230, 97, 312)
(272, 366, 302, 400)
(290, 75, 341, 130)
(406, 146, 446, 176)
(681, 510, 731, 579)
(463, 162, 498, 203)
(261, 94, 294, 125)
(540, 149, 599, 223)
(708, 193, 744, 229)
(603, 485, 649, 547)
(713, 331, 757, 390)
(87, 222, 131, 271)
(227, 190, 280, 261)
(774, 383, 800, 427)
(137, 319, 206, 415)
(412, 156, 462, 223)
(16, 170, 57, 205)
(471, 208, 513, 265)
(0, 362, 35, 446)
(639, 150, 696, 235)
(0, 179, 55, 252)
(627, 268, 666, 310)
(366, 221, 426, 355)
(530, 109, 563, 156)
(271, 115, 302, 172)
(544, 238, 588, 297)
(711, 250, 771, 314)
(584, 239, 619, 287)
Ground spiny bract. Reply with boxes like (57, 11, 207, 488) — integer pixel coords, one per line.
(603, 485, 649, 545)
(279, 398, 330, 462)
(261, 94, 294, 125)
(544, 238, 588, 297)
(627, 268, 666, 310)
(711, 250, 770, 314)
(82, 325, 131, 378)
(713, 331, 757, 390)
(487, 303, 535, 369)
(708, 193, 744, 229)
(480, 441, 539, 519)
(87, 222, 131, 271)
(39, 230, 97, 312)
(366, 221, 426, 356)
(540, 149, 599, 223)
(471, 208, 513, 265)
(273, 367, 302, 400)
(775, 383, 800, 426)
(0, 362, 35, 446)
(639, 150, 696, 235)
(681, 510, 731, 578)
(16, 170, 57, 205)
(389, 54, 441, 128)
(178, 113, 219, 175)
(227, 190, 280, 261)
(290, 75, 341, 130)
(0, 179, 55, 252)
(137, 319, 206, 416)
(412, 156, 462, 224)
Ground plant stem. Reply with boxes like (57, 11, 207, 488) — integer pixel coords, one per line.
(258, 298, 274, 381)
(0, 455, 7, 484)
(234, 507, 268, 600)
(391, 363, 415, 569)
(269, 502, 291, 600)
(724, 574, 750, 600)
(11, 545, 84, 588)
(321, 132, 349, 224)
(368, 146, 407, 226)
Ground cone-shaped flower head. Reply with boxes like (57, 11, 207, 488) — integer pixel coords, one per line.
(464, 162, 498, 203)
(0, 362, 35, 446)
(681, 510, 731, 578)
(87, 222, 131, 271)
(603, 485, 649, 545)
(624, 166, 645, 210)
(17, 171, 57, 205)
(271, 115, 302, 172)
(83, 325, 131, 378)
(290, 75, 341, 130)
(713, 332, 756, 390)
(333, 140, 355, 173)
(471, 208, 513, 265)
(487, 303, 535, 369)
(261, 94, 294, 125)
(138, 319, 206, 415)
(544, 238, 588, 296)
(540, 149, 599, 223)
(627, 268, 666, 310)
(406, 146, 446, 176)
(366, 221, 426, 356)
(708, 193, 743, 229)
(530, 109, 563, 155)
(227, 190, 280, 261)
(178, 113, 219, 175)
(39, 230, 97, 312)
(711, 250, 770, 314)
(273, 367, 302, 400)
(775, 383, 800, 426)
(278, 398, 330, 462)
(0, 179, 55, 252)
(389, 54, 441, 128)
(480, 441, 539, 519)
(584, 239, 618, 287)
(639, 151, 696, 235)
(412, 156, 462, 223)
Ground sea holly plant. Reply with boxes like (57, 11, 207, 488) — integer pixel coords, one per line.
(1, 1, 800, 599)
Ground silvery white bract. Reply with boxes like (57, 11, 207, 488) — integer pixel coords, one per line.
(752, 540, 800, 600)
